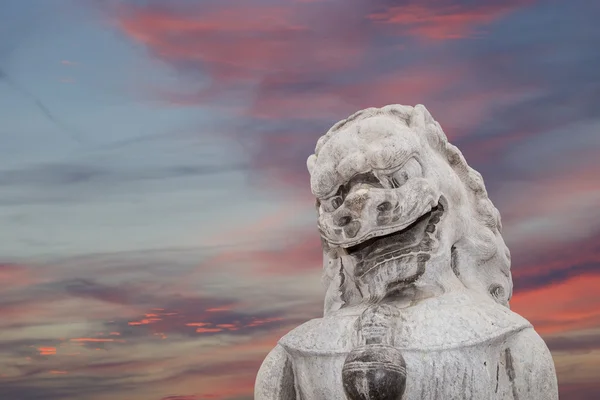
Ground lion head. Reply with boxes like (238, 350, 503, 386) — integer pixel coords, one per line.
(307, 104, 512, 315)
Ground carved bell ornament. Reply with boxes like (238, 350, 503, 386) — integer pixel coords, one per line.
(255, 104, 559, 400)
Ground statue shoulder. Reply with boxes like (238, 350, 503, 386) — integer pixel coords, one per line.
(392, 294, 532, 350)
(279, 314, 358, 356)
(279, 293, 532, 355)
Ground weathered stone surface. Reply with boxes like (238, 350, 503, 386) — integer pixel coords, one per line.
(255, 104, 559, 399)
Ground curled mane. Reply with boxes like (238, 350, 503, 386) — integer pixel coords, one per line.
(309, 104, 513, 310)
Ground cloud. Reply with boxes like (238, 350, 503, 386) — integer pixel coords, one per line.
(546, 332, 600, 354)
(0, 263, 37, 289)
(559, 382, 600, 400)
(2, 221, 598, 399)
(108, 0, 600, 200)
(247, 65, 464, 121)
(368, 1, 533, 40)
(102, 299, 292, 341)
(508, 230, 600, 338)
(0, 161, 245, 189)
(112, 0, 472, 124)
(511, 272, 600, 336)
(0, 379, 131, 400)
(0, 312, 290, 399)
(62, 279, 140, 305)
(450, 2, 600, 163)
(2, 0, 599, 398)
(38, 346, 56, 356)
(197, 228, 322, 276)
(115, 0, 372, 106)
(511, 233, 600, 292)
(0, 155, 249, 212)
(0, 240, 319, 355)
(104, 0, 600, 196)
(496, 162, 600, 254)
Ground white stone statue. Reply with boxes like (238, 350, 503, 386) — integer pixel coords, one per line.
(255, 105, 559, 400)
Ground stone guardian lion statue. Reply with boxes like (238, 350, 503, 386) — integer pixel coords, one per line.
(255, 104, 559, 400)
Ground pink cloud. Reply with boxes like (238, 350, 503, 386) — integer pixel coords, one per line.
(368, 1, 533, 40)
(246, 65, 464, 120)
(112, 1, 371, 114)
(116, 2, 366, 86)
(0, 263, 36, 289)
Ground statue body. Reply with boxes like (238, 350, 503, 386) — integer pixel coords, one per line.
(255, 105, 559, 400)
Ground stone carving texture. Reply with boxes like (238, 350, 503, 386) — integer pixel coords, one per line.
(255, 104, 559, 400)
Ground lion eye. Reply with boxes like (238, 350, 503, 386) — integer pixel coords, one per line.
(390, 172, 408, 188)
(390, 158, 422, 188)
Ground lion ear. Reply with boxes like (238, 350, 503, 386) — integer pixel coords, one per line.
(307, 154, 317, 175)
(410, 104, 435, 127)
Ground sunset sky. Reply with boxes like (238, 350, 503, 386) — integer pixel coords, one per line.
(0, 0, 599, 399)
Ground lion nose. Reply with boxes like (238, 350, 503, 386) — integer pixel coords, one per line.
(336, 215, 353, 227)
(344, 221, 361, 238)
(377, 201, 393, 213)
(333, 213, 361, 238)
(334, 215, 361, 238)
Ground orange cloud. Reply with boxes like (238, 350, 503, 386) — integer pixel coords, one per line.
(69, 338, 123, 343)
(205, 306, 233, 313)
(185, 322, 209, 327)
(48, 370, 68, 374)
(128, 317, 161, 326)
(511, 272, 600, 335)
(196, 327, 222, 333)
(246, 317, 284, 328)
(217, 325, 239, 332)
(38, 347, 56, 356)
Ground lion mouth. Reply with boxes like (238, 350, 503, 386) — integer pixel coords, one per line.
(348, 200, 445, 278)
